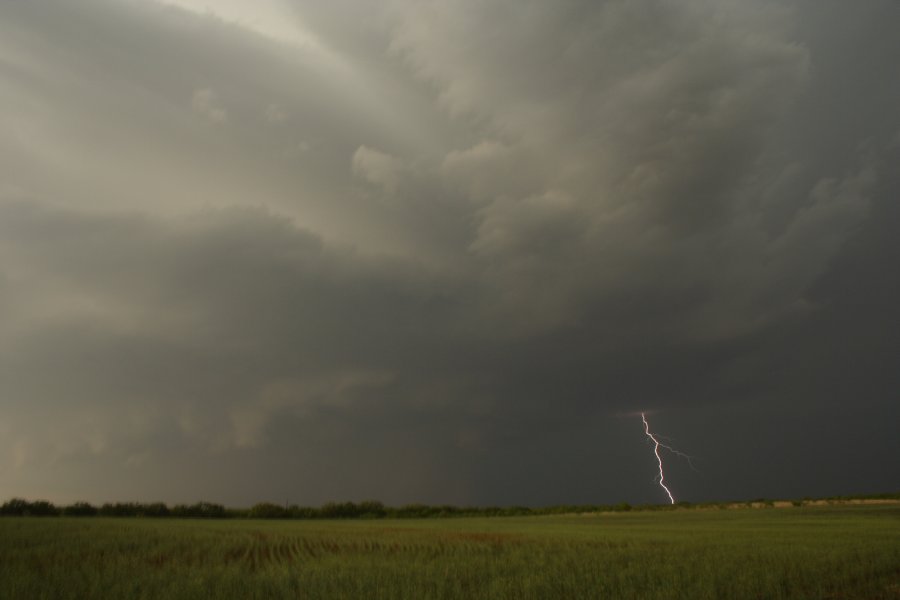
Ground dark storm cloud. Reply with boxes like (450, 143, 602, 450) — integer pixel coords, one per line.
(0, 0, 897, 505)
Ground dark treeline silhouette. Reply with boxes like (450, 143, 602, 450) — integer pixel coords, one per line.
(2, 493, 898, 519)
(0, 499, 227, 518)
(0, 498, 644, 518)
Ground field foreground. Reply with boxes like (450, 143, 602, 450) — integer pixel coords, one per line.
(1, 504, 898, 599)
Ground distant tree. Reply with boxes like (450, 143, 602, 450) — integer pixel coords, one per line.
(171, 502, 226, 518)
(99, 502, 144, 517)
(63, 502, 98, 516)
(142, 502, 170, 517)
(287, 505, 318, 519)
(1, 498, 31, 516)
(249, 503, 287, 519)
(320, 501, 376, 519)
(1, 499, 59, 516)
(357, 500, 387, 519)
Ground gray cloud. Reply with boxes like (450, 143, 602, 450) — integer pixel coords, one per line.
(0, 0, 897, 505)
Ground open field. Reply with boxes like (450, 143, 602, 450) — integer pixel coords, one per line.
(1, 504, 898, 599)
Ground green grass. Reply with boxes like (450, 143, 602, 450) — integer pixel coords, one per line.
(1, 504, 898, 599)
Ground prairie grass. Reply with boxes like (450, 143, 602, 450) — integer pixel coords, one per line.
(1, 504, 898, 599)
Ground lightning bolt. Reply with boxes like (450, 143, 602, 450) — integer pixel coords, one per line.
(641, 412, 693, 504)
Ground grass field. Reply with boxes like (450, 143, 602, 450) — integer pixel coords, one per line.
(1, 504, 898, 599)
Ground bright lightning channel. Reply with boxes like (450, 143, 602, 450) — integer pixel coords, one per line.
(641, 412, 693, 504)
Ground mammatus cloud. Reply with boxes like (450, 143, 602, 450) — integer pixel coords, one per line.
(0, 0, 897, 505)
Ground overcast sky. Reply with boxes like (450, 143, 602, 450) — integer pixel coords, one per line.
(0, 0, 897, 507)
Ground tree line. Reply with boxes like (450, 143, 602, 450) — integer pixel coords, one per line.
(3, 493, 897, 519)
(0, 498, 640, 519)
(0, 498, 228, 518)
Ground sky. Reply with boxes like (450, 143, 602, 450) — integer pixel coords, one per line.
(0, 0, 897, 507)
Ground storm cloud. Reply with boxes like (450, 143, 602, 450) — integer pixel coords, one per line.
(0, 0, 897, 506)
